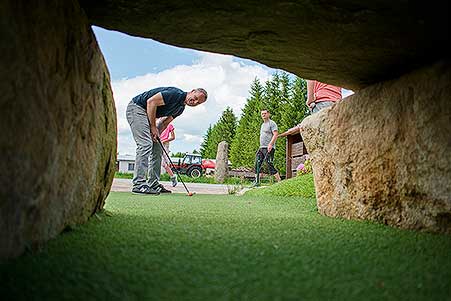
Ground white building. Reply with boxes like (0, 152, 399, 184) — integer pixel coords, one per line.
(116, 154, 136, 174)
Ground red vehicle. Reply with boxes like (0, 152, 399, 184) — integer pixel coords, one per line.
(171, 153, 215, 178)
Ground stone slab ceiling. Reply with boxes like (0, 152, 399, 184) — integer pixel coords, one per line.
(79, 0, 449, 90)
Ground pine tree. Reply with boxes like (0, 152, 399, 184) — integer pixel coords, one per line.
(286, 76, 310, 125)
(200, 124, 213, 158)
(230, 78, 264, 168)
(275, 76, 310, 174)
(203, 124, 219, 159)
(215, 107, 237, 149)
(257, 72, 290, 174)
(212, 74, 311, 177)
(200, 108, 237, 159)
(273, 72, 292, 174)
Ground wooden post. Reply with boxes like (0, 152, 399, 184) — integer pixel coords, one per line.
(286, 135, 293, 179)
(285, 132, 307, 179)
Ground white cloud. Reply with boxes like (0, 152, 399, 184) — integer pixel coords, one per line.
(112, 52, 273, 156)
(182, 133, 203, 143)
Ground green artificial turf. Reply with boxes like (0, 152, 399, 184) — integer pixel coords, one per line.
(245, 174, 316, 198)
(1, 193, 450, 300)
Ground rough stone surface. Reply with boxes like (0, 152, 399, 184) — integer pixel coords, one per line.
(215, 141, 229, 184)
(0, 0, 449, 260)
(300, 61, 451, 233)
(0, 0, 117, 258)
(79, 0, 449, 90)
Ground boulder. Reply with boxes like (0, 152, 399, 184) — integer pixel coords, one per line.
(215, 141, 229, 183)
(300, 61, 451, 233)
(0, 0, 117, 258)
(79, 0, 449, 91)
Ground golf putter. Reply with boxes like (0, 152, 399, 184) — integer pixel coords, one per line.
(156, 137, 194, 196)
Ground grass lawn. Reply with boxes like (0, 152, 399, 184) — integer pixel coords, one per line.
(1, 192, 450, 300)
(245, 174, 316, 198)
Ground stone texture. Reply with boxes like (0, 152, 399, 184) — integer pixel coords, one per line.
(215, 141, 229, 184)
(79, 0, 449, 91)
(300, 61, 451, 233)
(0, 0, 117, 258)
(0, 0, 449, 261)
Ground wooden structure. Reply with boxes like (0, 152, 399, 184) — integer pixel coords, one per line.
(285, 132, 308, 179)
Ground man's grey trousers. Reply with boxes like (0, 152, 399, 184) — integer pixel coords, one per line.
(126, 101, 162, 189)
(310, 101, 335, 114)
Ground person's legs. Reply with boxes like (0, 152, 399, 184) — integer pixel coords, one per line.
(160, 142, 178, 187)
(162, 159, 174, 176)
(161, 143, 175, 175)
(147, 139, 163, 189)
(148, 143, 173, 193)
(126, 101, 153, 190)
(266, 148, 281, 182)
(254, 148, 265, 185)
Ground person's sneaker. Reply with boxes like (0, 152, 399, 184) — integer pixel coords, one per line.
(157, 184, 172, 193)
(170, 175, 178, 187)
(251, 180, 260, 188)
(132, 186, 160, 195)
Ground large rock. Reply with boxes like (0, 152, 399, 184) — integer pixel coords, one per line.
(300, 61, 451, 233)
(0, 0, 448, 260)
(215, 141, 229, 184)
(0, 0, 117, 258)
(79, 0, 449, 90)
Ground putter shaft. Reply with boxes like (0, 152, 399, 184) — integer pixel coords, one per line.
(157, 137, 191, 195)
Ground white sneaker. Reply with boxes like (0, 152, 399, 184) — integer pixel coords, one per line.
(170, 175, 178, 187)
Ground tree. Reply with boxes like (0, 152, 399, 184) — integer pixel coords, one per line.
(200, 124, 213, 158)
(172, 152, 185, 158)
(283, 76, 309, 126)
(230, 78, 264, 168)
(215, 107, 237, 147)
(200, 108, 237, 159)
(258, 72, 292, 174)
(206, 73, 311, 177)
(201, 124, 218, 159)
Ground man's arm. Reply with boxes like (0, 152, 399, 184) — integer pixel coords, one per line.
(146, 93, 165, 141)
(268, 130, 278, 152)
(157, 116, 174, 134)
(279, 125, 300, 137)
(168, 129, 176, 142)
(306, 80, 315, 107)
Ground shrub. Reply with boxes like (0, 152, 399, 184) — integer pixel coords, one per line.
(296, 158, 312, 175)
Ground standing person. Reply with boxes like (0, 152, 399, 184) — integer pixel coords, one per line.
(126, 86, 208, 195)
(159, 121, 178, 187)
(254, 109, 282, 186)
(306, 80, 342, 114)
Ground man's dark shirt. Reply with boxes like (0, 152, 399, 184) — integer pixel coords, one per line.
(132, 87, 187, 118)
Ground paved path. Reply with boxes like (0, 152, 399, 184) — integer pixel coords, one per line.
(111, 178, 238, 195)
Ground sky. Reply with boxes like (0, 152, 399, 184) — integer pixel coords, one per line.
(93, 26, 353, 156)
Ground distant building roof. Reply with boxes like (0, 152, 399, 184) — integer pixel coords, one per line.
(117, 154, 135, 161)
